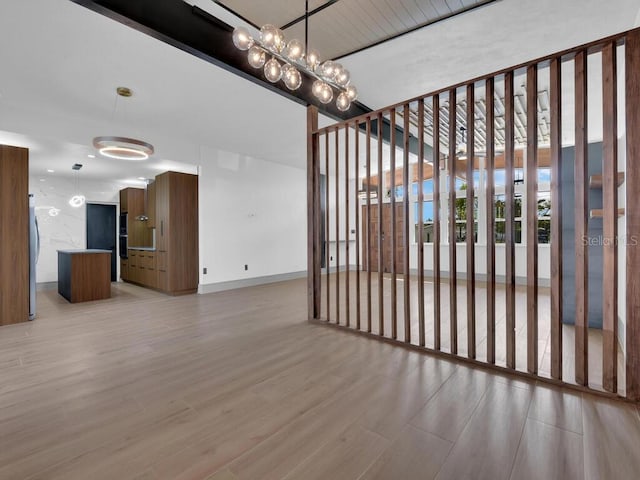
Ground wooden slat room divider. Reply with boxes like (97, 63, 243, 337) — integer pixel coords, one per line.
(307, 27, 640, 402)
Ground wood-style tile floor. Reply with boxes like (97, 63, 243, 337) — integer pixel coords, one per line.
(0, 279, 639, 479)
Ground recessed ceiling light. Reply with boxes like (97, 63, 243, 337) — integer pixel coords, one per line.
(47, 169, 55, 173)
(39, 178, 46, 182)
(137, 177, 146, 180)
(87, 154, 96, 159)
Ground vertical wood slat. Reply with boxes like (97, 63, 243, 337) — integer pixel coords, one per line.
(448, 89, 458, 355)
(505, 71, 516, 369)
(602, 41, 618, 393)
(377, 113, 385, 336)
(486, 78, 496, 364)
(574, 50, 589, 386)
(390, 110, 398, 339)
(626, 28, 640, 402)
(403, 104, 411, 343)
(433, 95, 442, 351)
(417, 99, 426, 347)
(466, 84, 476, 359)
(307, 106, 320, 320)
(325, 132, 331, 323)
(355, 121, 361, 330)
(344, 126, 350, 328)
(550, 57, 564, 380)
(366, 118, 372, 333)
(335, 128, 341, 325)
(526, 64, 539, 374)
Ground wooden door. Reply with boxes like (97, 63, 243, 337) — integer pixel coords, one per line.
(362, 203, 404, 273)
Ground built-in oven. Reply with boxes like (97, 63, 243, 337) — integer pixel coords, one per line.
(119, 213, 128, 236)
(119, 235, 128, 259)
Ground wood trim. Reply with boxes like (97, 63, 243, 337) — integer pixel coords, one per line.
(526, 64, 539, 374)
(448, 89, 458, 355)
(325, 132, 331, 323)
(307, 106, 320, 320)
(486, 79, 496, 364)
(366, 119, 372, 333)
(377, 113, 384, 336)
(403, 104, 411, 343)
(344, 125, 350, 328)
(466, 84, 476, 359)
(390, 110, 398, 339)
(433, 95, 442, 351)
(574, 50, 589, 386)
(626, 29, 640, 401)
(505, 71, 516, 369)
(354, 121, 361, 330)
(335, 128, 340, 325)
(417, 99, 426, 347)
(602, 42, 618, 393)
(550, 57, 563, 380)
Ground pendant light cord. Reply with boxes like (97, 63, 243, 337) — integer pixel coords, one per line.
(305, 0, 309, 58)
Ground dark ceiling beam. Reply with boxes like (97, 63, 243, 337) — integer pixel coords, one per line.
(280, 0, 341, 30)
(212, 0, 260, 30)
(69, 0, 370, 121)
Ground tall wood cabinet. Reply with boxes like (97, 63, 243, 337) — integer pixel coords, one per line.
(120, 188, 152, 247)
(156, 171, 198, 295)
(0, 145, 29, 325)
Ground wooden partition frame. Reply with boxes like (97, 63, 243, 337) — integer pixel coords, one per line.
(307, 27, 640, 403)
(626, 29, 640, 401)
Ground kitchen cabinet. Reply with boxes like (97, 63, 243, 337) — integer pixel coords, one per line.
(0, 145, 29, 325)
(120, 188, 152, 247)
(146, 181, 156, 228)
(123, 249, 157, 288)
(155, 171, 198, 295)
(58, 250, 111, 303)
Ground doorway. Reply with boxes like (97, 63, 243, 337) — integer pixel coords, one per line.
(362, 203, 405, 273)
(86, 203, 117, 281)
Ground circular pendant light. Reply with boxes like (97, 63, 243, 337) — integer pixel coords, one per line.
(92, 136, 154, 161)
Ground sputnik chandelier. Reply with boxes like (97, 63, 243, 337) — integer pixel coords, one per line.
(231, 4, 358, 111)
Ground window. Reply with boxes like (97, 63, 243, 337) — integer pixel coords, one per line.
(494, 194, 522, 243)
(414, 200, 435, 242)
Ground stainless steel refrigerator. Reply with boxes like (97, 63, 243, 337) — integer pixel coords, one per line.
(29, 194, 39, 320)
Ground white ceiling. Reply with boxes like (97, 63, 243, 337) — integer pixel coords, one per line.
(0, 0, 639, 184)
(343, 0, 640, 109)
(0, 0, 308, 181)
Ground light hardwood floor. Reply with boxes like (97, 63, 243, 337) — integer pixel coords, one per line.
(0, 279, 639, 479)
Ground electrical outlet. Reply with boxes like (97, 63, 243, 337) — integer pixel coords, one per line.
(203, 267, 207, 274)
(244, 264, 248, 271)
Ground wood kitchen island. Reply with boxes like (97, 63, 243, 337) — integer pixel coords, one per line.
(57, 249, 111, 303)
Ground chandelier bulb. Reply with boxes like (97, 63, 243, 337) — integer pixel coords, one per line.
(260, 24, 285, 53)
(346, 85, 358, 102)
(264, 58, 282, 83)
(285, 39, 304, 61)
(282, 64, 302, 90)
(306, 49, 321, 70)
(247, 46, 266, 68)
(318, 83, 334, 104)
(336, 92, 351, 111)
(232, 26, 254, 51)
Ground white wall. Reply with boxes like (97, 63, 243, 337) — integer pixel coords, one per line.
(29, 175, 120, 283)
(198, 147, 307, 287)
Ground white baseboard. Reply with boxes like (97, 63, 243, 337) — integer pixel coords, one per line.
(198, 270, 307, 294)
